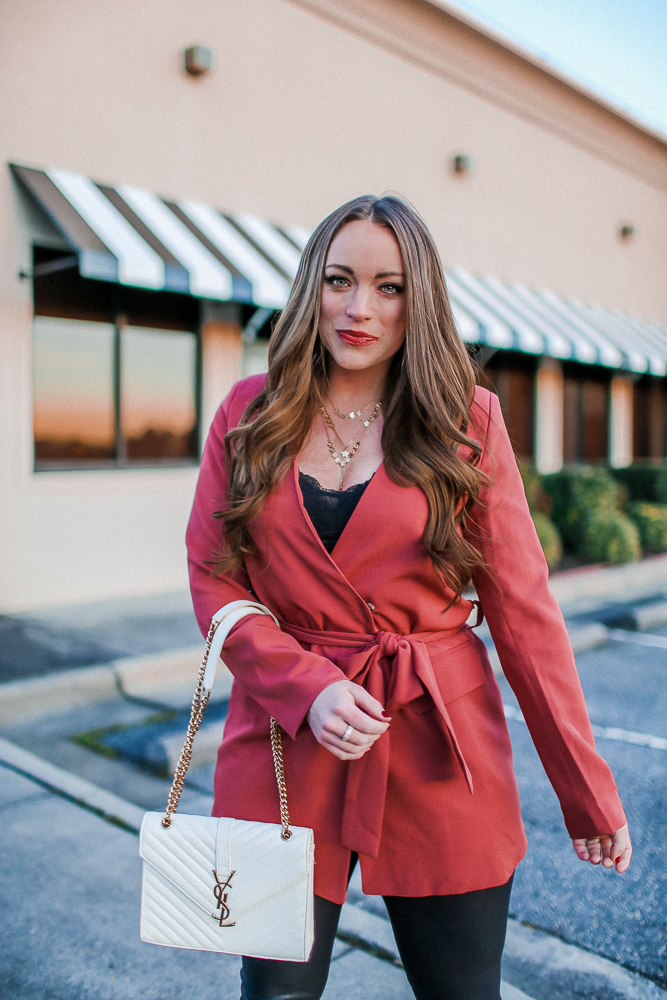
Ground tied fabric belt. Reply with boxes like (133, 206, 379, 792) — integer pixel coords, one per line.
(282, 623, 476, 860)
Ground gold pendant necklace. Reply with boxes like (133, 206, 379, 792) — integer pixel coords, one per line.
(320, 403, 381, 489)
(331, 399, 380, 423)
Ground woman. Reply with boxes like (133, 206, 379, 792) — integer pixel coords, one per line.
(187, 195, 632, 1000)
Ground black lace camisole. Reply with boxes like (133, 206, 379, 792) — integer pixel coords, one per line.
(298, 472, 371, 554)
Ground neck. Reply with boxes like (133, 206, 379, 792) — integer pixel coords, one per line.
(325, 361, 389, 411)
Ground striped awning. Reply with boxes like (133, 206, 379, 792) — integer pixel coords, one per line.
(12, 163, 309, 309)
(447, 267, 667, 376)
(13, 164, 667, 373)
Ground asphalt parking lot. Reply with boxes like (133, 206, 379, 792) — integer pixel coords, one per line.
(499, 621, 667, 992)
(1, 587, 666, 999)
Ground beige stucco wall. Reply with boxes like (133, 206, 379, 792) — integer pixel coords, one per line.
(1, 0, 665, 609)
(1, 0, 666, 315)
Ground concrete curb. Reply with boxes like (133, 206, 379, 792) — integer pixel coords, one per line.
(487, 621, 609, 677)
(604, 598, 667, 631)
(0, 644, 233, 724)
(1, 553, 665, 720)
(568, 622, 609, 652)
(0, 665, 119, 725)
(0, 735, 145, 831)
(339, 903, 399, 958)
(161, 719, 226, 772)
(549, 554, 667, 610)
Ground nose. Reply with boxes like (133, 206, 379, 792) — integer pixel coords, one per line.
(345, 284, 372, 322)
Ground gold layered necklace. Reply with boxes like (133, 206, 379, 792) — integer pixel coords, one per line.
(320, 401, 381, 490)
(331, 399, 377, 422)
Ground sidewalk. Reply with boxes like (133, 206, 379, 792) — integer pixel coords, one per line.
(2, 550, 667, 688)
(3, 560, 667, 999)
(0, 747, 533, 1000)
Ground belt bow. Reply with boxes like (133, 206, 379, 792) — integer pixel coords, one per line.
(283, 623, 474, 859)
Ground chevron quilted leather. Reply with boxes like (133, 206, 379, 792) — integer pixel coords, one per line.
(139, 811, 315, 960)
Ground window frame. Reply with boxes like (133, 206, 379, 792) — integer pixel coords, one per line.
(31, 250, 202, 472)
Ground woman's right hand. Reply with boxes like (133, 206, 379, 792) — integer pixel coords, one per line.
(307, 680, 390, 760)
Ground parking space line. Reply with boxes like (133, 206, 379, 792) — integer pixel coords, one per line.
(607, 629, 667, 649)
(503, 705, 667, 751)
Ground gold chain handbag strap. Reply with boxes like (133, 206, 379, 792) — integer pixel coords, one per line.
(161, 616, 292, 840)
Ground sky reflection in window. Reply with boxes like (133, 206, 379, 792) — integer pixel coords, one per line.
(121, 327, 197, 461)
(33, 318, 115, 462)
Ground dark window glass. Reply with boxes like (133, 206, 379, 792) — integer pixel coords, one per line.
(633, 377, 666, 460)
(581, 380, 608, 461)
(492, 368, 534, 459)
(121, 327, 197, 462)
(562, 369, 609, 463)
(32, 317, 198, 469)
(563, 376, 579, 462)
(476, 352, 535, 459)
(33, 317, 116, 463)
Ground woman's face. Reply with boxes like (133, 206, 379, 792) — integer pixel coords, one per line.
(319, 219, 407, 375)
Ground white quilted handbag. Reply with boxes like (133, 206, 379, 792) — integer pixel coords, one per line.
(139, 601, 315, 961)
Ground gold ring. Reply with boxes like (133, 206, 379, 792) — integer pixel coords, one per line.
(341, 725, 354, 742)
(585, 835, 611, 846)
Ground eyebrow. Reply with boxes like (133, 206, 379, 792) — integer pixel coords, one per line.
(325, 264, 405, 279)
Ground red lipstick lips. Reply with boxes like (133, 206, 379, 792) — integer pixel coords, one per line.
(337, 329, 378, 346)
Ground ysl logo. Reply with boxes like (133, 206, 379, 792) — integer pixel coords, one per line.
(212, 869, 236, 927)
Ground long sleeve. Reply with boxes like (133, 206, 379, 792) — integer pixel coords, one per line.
(466, 391, 626, 839)
(186, 380, 347, 738)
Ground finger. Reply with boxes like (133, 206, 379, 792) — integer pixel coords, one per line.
(572, 839, 591, 862)
(614, 844, 633, 873)
(337, 726, 375, 748)
(319, 736, 372, 761)
(340, 702, 389, 736)
(600, 836, 615, 868)
(351, 685, 391, 723)
(323, 722, 376, 748)
(611, 825, 632, 873)
(587, 841, 603, 865)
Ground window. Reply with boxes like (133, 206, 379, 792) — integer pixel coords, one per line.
(121, 326, 198, 461)
(633, 376, 666, 460)
(33, 318, 116, 463)
(476, 352, 536, 460)
(563, 369, 609, 463)
(32, 316, 198, 469)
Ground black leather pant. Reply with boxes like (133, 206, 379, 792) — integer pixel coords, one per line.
(240, 874, 513, 1000)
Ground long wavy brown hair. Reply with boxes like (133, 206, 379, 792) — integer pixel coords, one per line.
(215, 195, 486, 595)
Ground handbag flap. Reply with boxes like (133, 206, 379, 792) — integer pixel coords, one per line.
(140, 812, 219, 914)
(140, 811, 315, 923)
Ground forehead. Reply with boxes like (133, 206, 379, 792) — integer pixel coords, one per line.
(326, 219, 403, 271)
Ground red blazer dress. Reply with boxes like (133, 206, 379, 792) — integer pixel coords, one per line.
(186, 374, 626, 905)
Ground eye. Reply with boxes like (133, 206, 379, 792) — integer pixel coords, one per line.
(324, 273, 350, 289)
(379, 282, 404, 295)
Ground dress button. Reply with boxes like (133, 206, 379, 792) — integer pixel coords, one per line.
(367, 602, 376, 613)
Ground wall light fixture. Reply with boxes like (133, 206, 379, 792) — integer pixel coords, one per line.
(453, 154, 472, 174)
(185, 46, 213, 76)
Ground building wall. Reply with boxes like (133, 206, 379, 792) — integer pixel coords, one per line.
(1, 0, 666, 609)
(1, 0, 666, 314)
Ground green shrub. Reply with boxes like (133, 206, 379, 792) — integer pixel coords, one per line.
(580, 510, 641, 565)
(628, 502, 667, 553)
(519, 463, 542, 512)
(611, 464, 667, 504)
(543, 466, 619, 550)
(531, 511, 563, 569)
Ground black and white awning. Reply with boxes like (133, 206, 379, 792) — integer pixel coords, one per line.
(12, 163, 667, 374)
(12, 163, 308, 309)
(447, 267, 667, 376)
